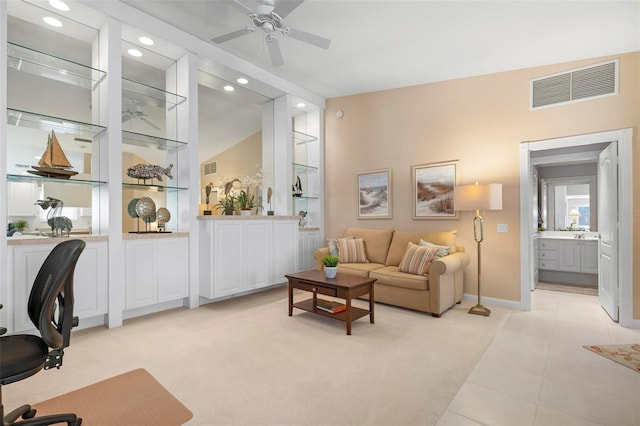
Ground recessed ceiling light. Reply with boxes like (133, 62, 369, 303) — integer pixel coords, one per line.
(49, 0, 70, 11)
(297, 102, 306, 108)
(237, 77, 248, 84)
(138, 36, 154, 46)
(128, 48, 142, 57)
(223, 85, 235, 92)
(43, 16, 62, 27)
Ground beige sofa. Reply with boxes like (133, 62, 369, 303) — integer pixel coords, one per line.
(313, 227, 470, 317)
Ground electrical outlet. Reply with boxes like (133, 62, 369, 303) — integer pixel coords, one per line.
(497, 224, 508, 233)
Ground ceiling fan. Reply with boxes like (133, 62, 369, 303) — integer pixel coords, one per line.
(122, 101, 161, 131)
(211, 0, 331, 67)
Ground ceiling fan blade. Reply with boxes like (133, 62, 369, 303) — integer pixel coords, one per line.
(288, 27, 331, 49)
(140, 117, 162, 131)
(230, 0, 255, 15)
(273, 0, 305, 19)
(211, 28, 253, 44)
(267, 38, 284, 67)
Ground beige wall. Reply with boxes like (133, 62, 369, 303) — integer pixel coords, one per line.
(324, 52, 639, 317)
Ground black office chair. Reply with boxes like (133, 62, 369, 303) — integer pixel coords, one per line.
(0, 239, 86, 426)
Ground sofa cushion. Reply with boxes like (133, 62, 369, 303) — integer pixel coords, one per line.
(398, 243, 438, 276)
(328, 235, 354, 257)
(337, 238, 369, 263)
(338, 262, 385, 277)
(369, 266, 429, 291)
(418, 239, 450, 258)
(344, 227, 394, 264)
(386, 230, 457, 266)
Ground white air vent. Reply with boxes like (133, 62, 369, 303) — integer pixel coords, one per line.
(531, 60, 618, 109)
(204, 161, 216, 176)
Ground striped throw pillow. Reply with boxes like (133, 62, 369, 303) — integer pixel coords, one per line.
(398, 242, 439, 276)
(337, 238, 369, 264)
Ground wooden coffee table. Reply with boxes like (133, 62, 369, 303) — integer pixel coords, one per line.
(286, 269, 376, 335)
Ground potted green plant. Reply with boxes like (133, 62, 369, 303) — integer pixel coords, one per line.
(321, 255, 339, 279)
(236, 190, 258, 215)
(215, 195, 236, 215)
(14, 219, 27, 232)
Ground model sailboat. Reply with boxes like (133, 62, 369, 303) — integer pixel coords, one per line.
(28, 130, 78, 179)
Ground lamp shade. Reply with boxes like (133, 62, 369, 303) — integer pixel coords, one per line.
(454, 183, 503, 211)
(568, 209, 581, 217)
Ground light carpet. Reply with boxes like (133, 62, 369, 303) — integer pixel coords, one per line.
(537, 282, 598, 296)
(32, 368, 193, 425)
(5, 286, 511, 425)
(584, 344, 640, 373)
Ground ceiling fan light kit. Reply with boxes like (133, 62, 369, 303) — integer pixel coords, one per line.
(211, 0, 331, 67)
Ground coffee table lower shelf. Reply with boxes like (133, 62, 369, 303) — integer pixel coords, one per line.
(293, 298, 371, 321)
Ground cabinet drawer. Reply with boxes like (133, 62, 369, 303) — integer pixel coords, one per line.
(538, 260, 557, 270)
(538, 240, 558, 250)
(538, 249, 557, 261)
(295, 281, 337, 297)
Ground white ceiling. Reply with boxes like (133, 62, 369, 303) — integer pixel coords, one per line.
(119, 0, 640, 99)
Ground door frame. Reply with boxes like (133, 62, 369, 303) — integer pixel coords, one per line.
(519, 128, 635, 328)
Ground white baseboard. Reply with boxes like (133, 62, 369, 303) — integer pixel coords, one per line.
(463, 294, 523, 311)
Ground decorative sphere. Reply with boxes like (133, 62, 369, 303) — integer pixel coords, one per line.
(127, 198, 139, 218)
(135, 197, 156, 218)
(157, 207, 171, 224)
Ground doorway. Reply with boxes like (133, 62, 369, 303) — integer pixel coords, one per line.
(519, 128, 635, 328)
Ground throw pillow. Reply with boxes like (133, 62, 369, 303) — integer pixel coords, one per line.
(328, 236, 354, 257)
(418, 239, 450, 258)
(398, 242, 439, 276)
(337, 238, 369, 264)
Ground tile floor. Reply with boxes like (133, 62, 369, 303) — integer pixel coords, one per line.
(437, 289, 640, 426)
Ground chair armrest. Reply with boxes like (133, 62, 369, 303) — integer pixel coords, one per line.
(313, 247, 330, 270)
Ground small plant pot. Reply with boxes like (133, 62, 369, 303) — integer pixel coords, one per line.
(240, 209, 252, 216)
(224, 209, 234, 216)
(324, 266, 338, 279)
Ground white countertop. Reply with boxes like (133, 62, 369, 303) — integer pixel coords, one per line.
(537, 231, 598, 241)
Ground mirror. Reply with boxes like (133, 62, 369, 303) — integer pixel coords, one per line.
(198, 71, 273, 214)
(540, 176, 596, 231)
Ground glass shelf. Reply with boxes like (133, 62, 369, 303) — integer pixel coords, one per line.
(293, 162, 318, 173)
(122, 183, 188, 192)
(7, 43, 106, 90)
(7, 108, 106, 139)
(122, 78, 186, 109)
(122, 131, 187, 150)
(293, 130, 318, 145)
(7, 174, 106, 186)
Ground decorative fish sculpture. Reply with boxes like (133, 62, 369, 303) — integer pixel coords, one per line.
(127, 163, 173, 182)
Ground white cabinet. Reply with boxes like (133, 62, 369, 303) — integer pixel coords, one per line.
(538, 238, 597, 274)
(11, 240, 108, 333)
(8, 181, 38, 217)
(558, 240, 598, 274)
(199, 218, 298, 300)
(297, 229, 319, 271)
(537, 239, 558, 271)
(125, 237, 188, 310)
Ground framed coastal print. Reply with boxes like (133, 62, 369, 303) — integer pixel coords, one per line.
(357, 168, 392, 219)
(412, 162, 457, 219)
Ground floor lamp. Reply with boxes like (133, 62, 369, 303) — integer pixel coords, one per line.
(454, 182, 503, 316)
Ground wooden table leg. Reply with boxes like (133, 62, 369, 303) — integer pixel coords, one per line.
(369, 283, 375, 324)
(288, 279, 293, 316)
(345, 293, 352, 335)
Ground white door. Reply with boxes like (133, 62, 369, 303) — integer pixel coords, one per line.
(598, 142, 618, 321)
(531, 166, 539, 290)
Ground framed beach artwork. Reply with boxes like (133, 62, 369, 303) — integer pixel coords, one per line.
(357, 168, 392, 219)
(412, 162, 457, 219)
